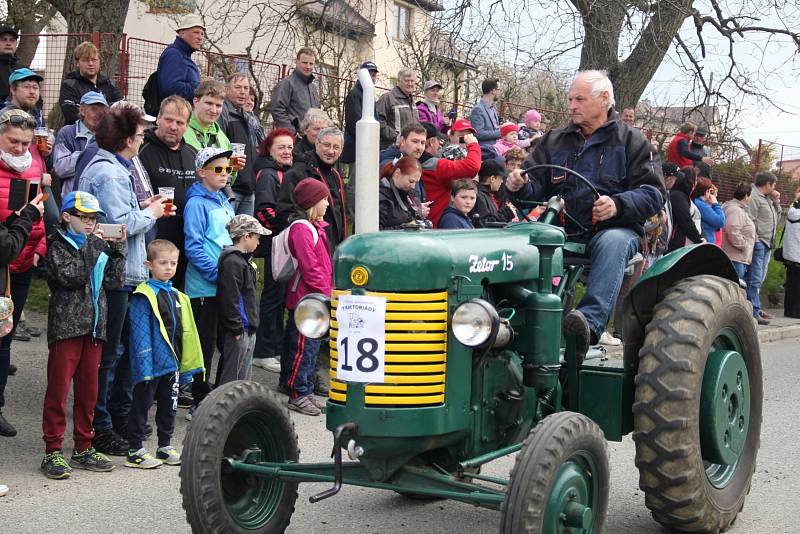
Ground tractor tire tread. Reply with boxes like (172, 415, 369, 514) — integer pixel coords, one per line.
(180, 380, 300, 534)
(632, 275, 762, 534)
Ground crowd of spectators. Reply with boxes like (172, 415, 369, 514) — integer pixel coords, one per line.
(0, 13, 798, 499)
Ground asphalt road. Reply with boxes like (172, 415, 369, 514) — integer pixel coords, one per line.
(0, 316, 796, 534)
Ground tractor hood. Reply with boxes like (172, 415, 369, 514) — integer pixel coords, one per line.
(333, 223, 563, 292)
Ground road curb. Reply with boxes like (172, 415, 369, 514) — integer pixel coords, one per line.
(758, 324, 800, 344)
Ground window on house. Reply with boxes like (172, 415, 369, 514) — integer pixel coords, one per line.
(143, 0, 196, 14)
(391, 3, 411, 40)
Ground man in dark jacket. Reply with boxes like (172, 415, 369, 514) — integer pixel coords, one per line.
(219, 73, 256, 215)
(342, 61, 378, 165)
(138, 95, 196, 288)
(270, 47, 320, 133)
(58, 41, 123, 125)
(376, 68, 419, 149)
(0, 26, 20, 103)
(506, 70, 665, 354)
(157, 14, 204, 102)
(276, 126, 347, 253)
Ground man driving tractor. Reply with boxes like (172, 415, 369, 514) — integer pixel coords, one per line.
(505, 69, 665, 357)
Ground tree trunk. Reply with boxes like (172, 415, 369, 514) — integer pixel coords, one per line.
(577, 0, 693, 110)
(8, 0, 58, 67)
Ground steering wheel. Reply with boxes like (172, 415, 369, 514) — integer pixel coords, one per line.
(515, 164, 601, 237)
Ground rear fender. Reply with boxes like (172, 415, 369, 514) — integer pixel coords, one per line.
(621, 244, 739, 371)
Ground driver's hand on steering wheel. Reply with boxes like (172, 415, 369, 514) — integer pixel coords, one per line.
(592, 195, 617, 221)
(506, 169, 527, 192)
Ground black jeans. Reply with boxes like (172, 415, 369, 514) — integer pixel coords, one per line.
(0, 268, 33, 410)
(127, 373, 177, 450)
(94, 289, 130, 431)
(190, 297, 219, 406)
(254, 252, 287, 360)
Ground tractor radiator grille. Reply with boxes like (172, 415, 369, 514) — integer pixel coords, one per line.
(329, 289, 448, 407)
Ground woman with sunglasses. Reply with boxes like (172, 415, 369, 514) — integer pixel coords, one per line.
(77, 104, 169, 456)
(0, 108, 47, 440)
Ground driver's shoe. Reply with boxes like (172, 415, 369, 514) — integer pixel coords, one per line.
(563, 309, 591, 365)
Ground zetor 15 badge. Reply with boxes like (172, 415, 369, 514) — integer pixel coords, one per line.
(468, 253, 513, 273)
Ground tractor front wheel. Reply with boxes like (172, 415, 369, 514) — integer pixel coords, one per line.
(181, 381, 300, 534)
(633, 275, 762, 532)
(501, 411, 609, 533)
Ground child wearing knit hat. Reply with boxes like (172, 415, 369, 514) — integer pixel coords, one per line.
(281, 178, 333, 416)
(494, 122, 520, 158)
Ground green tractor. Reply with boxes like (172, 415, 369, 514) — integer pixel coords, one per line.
(180, 182, 762, 533)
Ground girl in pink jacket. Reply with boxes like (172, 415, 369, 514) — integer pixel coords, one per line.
(282, 178, 332, 416)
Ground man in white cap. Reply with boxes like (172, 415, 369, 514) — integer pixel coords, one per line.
(157, 14, 204, 101)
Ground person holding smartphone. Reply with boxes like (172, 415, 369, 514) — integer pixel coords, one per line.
(78, 104, 169, 456)
(0, 108, 47, 440)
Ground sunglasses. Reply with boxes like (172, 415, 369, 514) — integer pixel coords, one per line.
(0, 113, 38, 129)
(205, 165, 233, 174)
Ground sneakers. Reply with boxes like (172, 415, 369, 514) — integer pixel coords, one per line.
(598, 331, 622, 346)
(0, 411, 17, 437)
(125, 448, 163, 469)
(70, 448, 115, 472)
(563, 309, 591, 365)
(288, 395, 321, 416)
(0, 484, 7, 497)
(177, 384, 193, 408)
(310, 395, 327, 410)
(276, 383, 290, 396)
(156, 446, 181, 466)
(7, 364, 16, 376)
(755, 316, 770, 326)
(92, 428, 129, 457)
(759, 310, 774, 320)
(185, 406, 194, 421)
(253, 357, 282, 373)
(20, 322, 41, 337)
(41, 451, 73, 479)
(314, 380, 329, 396)
(11, 328, 30, 341)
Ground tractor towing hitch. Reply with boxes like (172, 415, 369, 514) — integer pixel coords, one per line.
(309, 422, 358, 503)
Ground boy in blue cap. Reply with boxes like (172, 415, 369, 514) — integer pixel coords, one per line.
(41, 191, 127, 479)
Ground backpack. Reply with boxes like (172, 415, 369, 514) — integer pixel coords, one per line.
(142, 71, 162, 117)
(271, 219, 318, 285)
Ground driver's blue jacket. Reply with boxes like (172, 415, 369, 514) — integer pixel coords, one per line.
(514, 110, 665, 238)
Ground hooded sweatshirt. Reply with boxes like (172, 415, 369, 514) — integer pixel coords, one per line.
(138, 128, 198, 247)
(182, 181, 235, 298)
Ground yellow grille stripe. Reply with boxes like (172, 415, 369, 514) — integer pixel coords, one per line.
(364, 384, 445, 394)
(333, 290, 448, 302)
(331, 353, 445, 364)
(333, 310, 448, 321)
(330, 372, 445, 384)
(364, 395, 445, 405)
(332, 322, 447, 332)
(331, 342, 445, 353)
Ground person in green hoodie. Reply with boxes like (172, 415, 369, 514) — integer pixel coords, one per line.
(184, 79, 233, 199)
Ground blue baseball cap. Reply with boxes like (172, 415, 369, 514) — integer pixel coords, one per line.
(79, 91, 108, 106)
(9, 68, 43, 85)
(61, 191, 105, 217)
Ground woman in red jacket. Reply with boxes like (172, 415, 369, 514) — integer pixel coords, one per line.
(0, 109, 47, 437)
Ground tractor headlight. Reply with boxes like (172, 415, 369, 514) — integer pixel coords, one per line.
(452, 299, 500, 348)
(294, 294, 331, 339)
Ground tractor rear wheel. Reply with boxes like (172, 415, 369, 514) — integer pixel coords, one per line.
(500, 411, 609, 534)
(633, 275, 762, 532)
(181, 381, 299, 534)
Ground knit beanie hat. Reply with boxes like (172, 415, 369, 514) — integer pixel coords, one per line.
(500, 123, 519, 138)
(525, 109, 541, 123)
(294, 178, 330, 210)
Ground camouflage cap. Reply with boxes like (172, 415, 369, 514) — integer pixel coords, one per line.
(226, 214, 271, 239)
